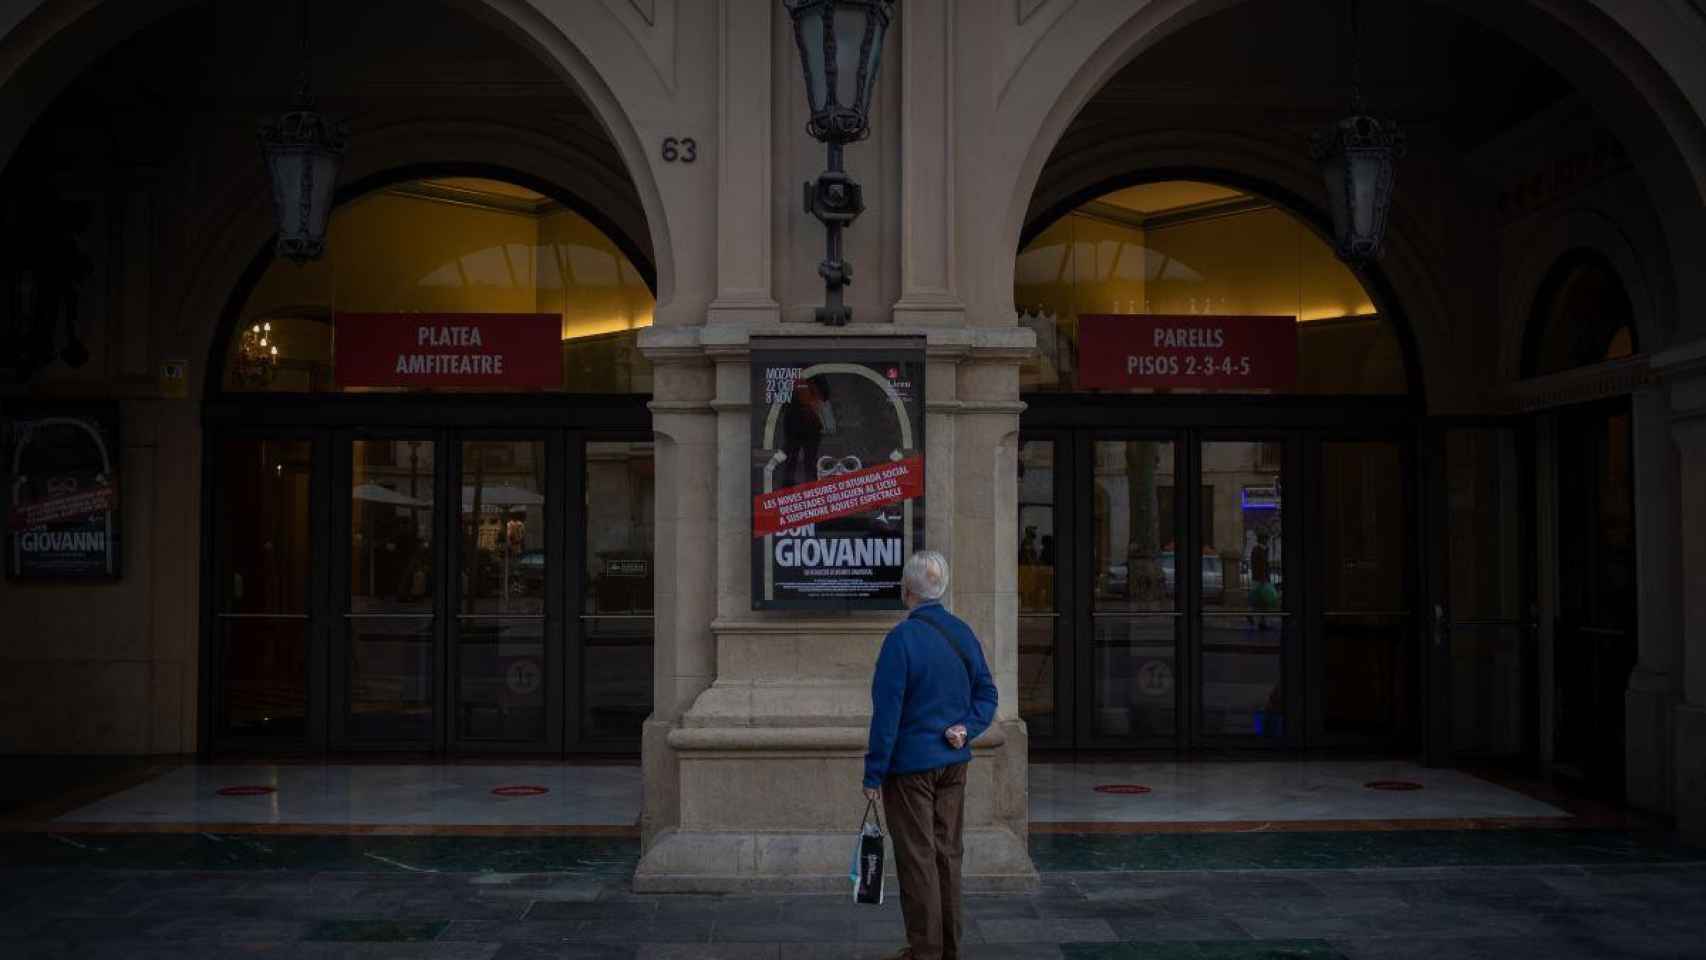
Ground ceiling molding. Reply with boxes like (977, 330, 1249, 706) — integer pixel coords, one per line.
(385, 181, 561, 218)
(1077, 195, 1270, 232)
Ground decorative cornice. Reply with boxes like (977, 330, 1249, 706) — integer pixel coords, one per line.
(639, 322, 1036, 365)
(1506, 354, 1656, 412)
(667, 725, 1005, 752)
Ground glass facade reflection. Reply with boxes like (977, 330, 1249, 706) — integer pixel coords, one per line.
(214, 438, 313, 738)
(1016, 181, 1406, 395)
(224, 178, 655, 395)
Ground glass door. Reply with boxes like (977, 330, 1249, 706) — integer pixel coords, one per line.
(333, 434, 441, 749)
(1193, 437, 1296, 745)
(1084, 435, 1183, 746)
(451, 436, 558, 751)
(1552, 402, 1634, 794)
(1310, 439, 1417, 747)
(577, 440, 656, 744)
(1017, 437, 1067, 746)
(209, 435, 322, 747)
(1425, 424, 1535, 767)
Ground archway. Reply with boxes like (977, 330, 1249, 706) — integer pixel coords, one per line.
(1524, 249, 1638, 379)
(201, 170, 657, 754)
(991, 0, 1706, 354)
(0, 0, 675, 311)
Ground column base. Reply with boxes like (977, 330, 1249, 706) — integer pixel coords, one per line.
(1624, 676, 1676, 814)
(1675, 704, 1706, 845)
(633, 825, 1039, 894)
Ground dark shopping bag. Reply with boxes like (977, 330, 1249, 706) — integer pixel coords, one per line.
(850, 799, 886, 904)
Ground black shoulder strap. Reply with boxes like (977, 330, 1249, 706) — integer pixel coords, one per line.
(914, 613, 976, 686)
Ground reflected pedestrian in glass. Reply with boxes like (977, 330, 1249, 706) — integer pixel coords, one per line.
(863, 551, 999, 960)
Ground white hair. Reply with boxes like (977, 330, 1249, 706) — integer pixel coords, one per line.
(901, 550, 949, 602)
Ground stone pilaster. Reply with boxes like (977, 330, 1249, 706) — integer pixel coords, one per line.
(1625, 385, 1681, 813)
(1656, 338, 1706, 844)
(639, 347, 718, 850)
(632, 323, 1037, 893)
(706, 0, 780, 326)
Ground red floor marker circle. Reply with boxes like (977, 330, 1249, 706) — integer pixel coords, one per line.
(491, 785, 549, 797)
(1364, 780, 1424, 791)
(1093, 784, 1152, 795)
(215, 785, 277, 797)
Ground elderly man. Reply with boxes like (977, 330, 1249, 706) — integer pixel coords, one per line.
(863, 551, 999, 960)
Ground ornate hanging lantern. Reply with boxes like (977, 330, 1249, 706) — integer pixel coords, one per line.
(786, 0, 894, 144)
(785, 0, 896, 325)
(1311, 0, 1404, 264)
(258, 0, 347, 264)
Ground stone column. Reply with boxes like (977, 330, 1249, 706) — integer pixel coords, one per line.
(1658, 339, 1706, 844)
(892, 0, 961, 327)
(1625, 384, 1681, 813)
(640, 350, 719, 849)
(632, 324, 1037, 893)
(706, 0, 780, 327)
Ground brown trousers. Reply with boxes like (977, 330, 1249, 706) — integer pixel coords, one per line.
(882, 762, 969, 960)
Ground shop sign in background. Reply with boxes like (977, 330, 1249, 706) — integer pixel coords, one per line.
(1076, 314, 1298, 392)
(334, 313, 562, 389)
(4, 405, 122, 579)
(751, 341, 925, 610)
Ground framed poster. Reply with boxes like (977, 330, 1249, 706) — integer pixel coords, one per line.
(4, 404, 122, 579)
(751, 339, 925, 610)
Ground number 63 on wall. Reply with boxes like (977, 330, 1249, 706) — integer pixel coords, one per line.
(661, 137, 697, 163)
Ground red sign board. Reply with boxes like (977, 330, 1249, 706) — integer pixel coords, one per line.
(752, 455, 925, 539)
(334, 313, 561, 389)
(1076, 314, 1297, 392)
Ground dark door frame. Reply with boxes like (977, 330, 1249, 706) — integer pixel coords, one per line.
(198, 395, 650, 758)
(1021, 394, 1422, 754)
(1418, 415, 1540, 770)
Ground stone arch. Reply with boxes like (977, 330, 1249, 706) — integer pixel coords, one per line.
(0, 0, 678, 316)
(1015, 129, 1439, 408)
(171, 121, 661, 406)
(988, 0, 1706, 346)
(1502, 207, 1661, 384)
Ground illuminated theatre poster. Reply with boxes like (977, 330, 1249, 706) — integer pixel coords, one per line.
(5, 405, 122, 580)
(750, 340, 926, 610)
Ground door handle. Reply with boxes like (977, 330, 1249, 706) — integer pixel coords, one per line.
(1432, 604, 1449, 648)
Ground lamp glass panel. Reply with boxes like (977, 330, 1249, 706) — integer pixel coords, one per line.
(306, 152, 341, 239)
(859, 19, 887, 110)
(268, 152, 306, 234)
(799, 8, 827, 111)
(831, 4, 866, 109)
(1348, 153, 1382, 239)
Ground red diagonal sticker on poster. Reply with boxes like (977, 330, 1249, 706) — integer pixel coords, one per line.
(753, 456, 924, 538)
(9, 483, 118, 529)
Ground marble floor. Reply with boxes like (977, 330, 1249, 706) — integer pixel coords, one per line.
(1028, 760, 1569, 824)
(50, 759, 1566, 829)
(53, 764, 643, 827)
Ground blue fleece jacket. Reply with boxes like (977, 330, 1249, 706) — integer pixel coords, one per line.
(863, 601, 999, 789)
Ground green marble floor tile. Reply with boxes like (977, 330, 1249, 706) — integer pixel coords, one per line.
(1029, 830, 1705, 873)
(306, 917, 451, 941)
(0, 834, 641, 874)
(1061, 942, 1345, 960)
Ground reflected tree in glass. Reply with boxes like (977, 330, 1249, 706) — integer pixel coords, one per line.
(1125, 440, 1165, 604)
